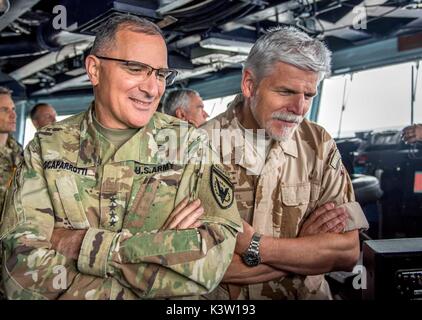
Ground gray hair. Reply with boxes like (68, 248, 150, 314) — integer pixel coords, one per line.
(0, 86, 12, 97)
(244, 26, 332, 83)
(162, 89, 199, 116)
(90, 15, 164, 55)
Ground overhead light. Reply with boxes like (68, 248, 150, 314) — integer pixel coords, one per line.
(199, 37, 253, 54)
(191, 47, 232, 65)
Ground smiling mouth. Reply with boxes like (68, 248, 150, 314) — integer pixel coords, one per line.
(129, 97, 153, 109)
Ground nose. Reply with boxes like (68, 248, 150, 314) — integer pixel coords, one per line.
(10, 109, 16, 120)
(287, 94, 306, 116)
(203, 110, 209, 119)
(138, 72, 161, 98)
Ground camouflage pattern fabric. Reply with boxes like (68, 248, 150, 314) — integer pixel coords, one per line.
(0, 134, 23, 300)
(0, 105, 242, 300)
(201, 94, 369, 300)
(0, 135, 23, 212)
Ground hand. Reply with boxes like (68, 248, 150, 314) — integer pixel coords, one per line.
(298, 203, 348, 237)
(402, 124, 422, 144)
(50, 228, 87, 260)
(161, 197, 204, 230)
(235, 220, 255, 255)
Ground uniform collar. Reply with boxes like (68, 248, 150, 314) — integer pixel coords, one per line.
(278, 131, 299, 158)
(76, 102, 164, 167)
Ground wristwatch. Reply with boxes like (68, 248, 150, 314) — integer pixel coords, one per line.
(242, 232, 262, 267)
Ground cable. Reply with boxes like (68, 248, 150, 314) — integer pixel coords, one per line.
(337, 74, 354, 138)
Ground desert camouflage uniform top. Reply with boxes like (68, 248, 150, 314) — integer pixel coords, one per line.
(0, 104, 242, 300)
(0, 135, 23, 212)
(201, 95, 369, 300)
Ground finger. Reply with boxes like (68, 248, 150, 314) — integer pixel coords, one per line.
(176, 206, 204, 229)
(329, 221, 346, 234)
(162, 197, 200, 229)
(171, 197, 190, 217)
(321, 213, 348, 233)
(307, 202, 335, 224)
(167, 199, 202, 229)
(190, 221, 203, 229)
(162, 197, 195, 230)
(313, 207, 346, 230)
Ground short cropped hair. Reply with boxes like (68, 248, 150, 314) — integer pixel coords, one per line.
(244, 26, 332, 83)
(90, 15, 164, 55)
(162, 89, 199, 116)
(0, 86, 13, 97)
(30, 103, 51, 120)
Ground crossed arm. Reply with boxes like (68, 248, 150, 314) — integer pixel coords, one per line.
(51, 197, 205, 260)
(222, 203, 360, 285)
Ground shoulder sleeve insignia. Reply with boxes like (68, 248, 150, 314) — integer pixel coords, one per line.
(330, 149, 341, 170)
(210, 164, 234, 209)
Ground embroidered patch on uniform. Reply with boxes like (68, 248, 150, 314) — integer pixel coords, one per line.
(134, 163, 174, 175)
(210, 165, 234, 209)
(43, 160, 88, 175)
(330, 149, 341, 170)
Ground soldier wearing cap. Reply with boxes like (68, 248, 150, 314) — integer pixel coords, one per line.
(0, 15, 241, 300)
(202, 26, 369, 300)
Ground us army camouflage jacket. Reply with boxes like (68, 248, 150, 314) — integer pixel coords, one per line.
(0, 135, 23, 212)
(0, 106, 242, 300)
(201, 95, 369, 300)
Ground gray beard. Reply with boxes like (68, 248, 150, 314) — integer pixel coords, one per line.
(249, 98, 301, 142)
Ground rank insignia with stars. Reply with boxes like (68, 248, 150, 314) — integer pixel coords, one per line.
(210, 164, 234, 209)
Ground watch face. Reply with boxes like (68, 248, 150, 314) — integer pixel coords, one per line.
(243, 251, 260, 267)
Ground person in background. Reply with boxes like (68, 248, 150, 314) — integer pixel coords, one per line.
(163, 88, 209, 127)
(402, 123, 422, 144)
(0, 86, 23, 212)
(0, 86, 23, 300)
(29, 103, 57, 130)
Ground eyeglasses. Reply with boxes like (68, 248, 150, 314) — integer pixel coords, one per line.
(95, 55, 178, 86)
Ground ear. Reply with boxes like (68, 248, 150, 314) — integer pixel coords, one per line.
(241, 69, 256, 99)
(85, 55, 100, 86)
(175, 107, 186, 120)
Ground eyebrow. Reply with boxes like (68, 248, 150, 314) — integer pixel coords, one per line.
(275, 86, 317, 97)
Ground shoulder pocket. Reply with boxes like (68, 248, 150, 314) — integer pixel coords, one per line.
(55, 175, 90, 229)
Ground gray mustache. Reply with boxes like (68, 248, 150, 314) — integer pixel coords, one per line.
(271, 112, 303, 123)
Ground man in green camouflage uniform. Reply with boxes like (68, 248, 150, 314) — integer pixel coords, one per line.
(0, 87, 23, 212)
(0, 86, 23, 299)
(202, 27, 368, 300)
(0, 16, 241, 300)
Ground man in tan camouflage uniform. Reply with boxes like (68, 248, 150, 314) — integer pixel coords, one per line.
(0, 16, 241, 300)
(0, 86, 23, 212)
(202, 27, 369, 300)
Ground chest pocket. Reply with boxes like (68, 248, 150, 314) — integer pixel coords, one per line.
(55, 175, 90, 229)
(124, 165, 183, 233)
(279, 182, 320, 237)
